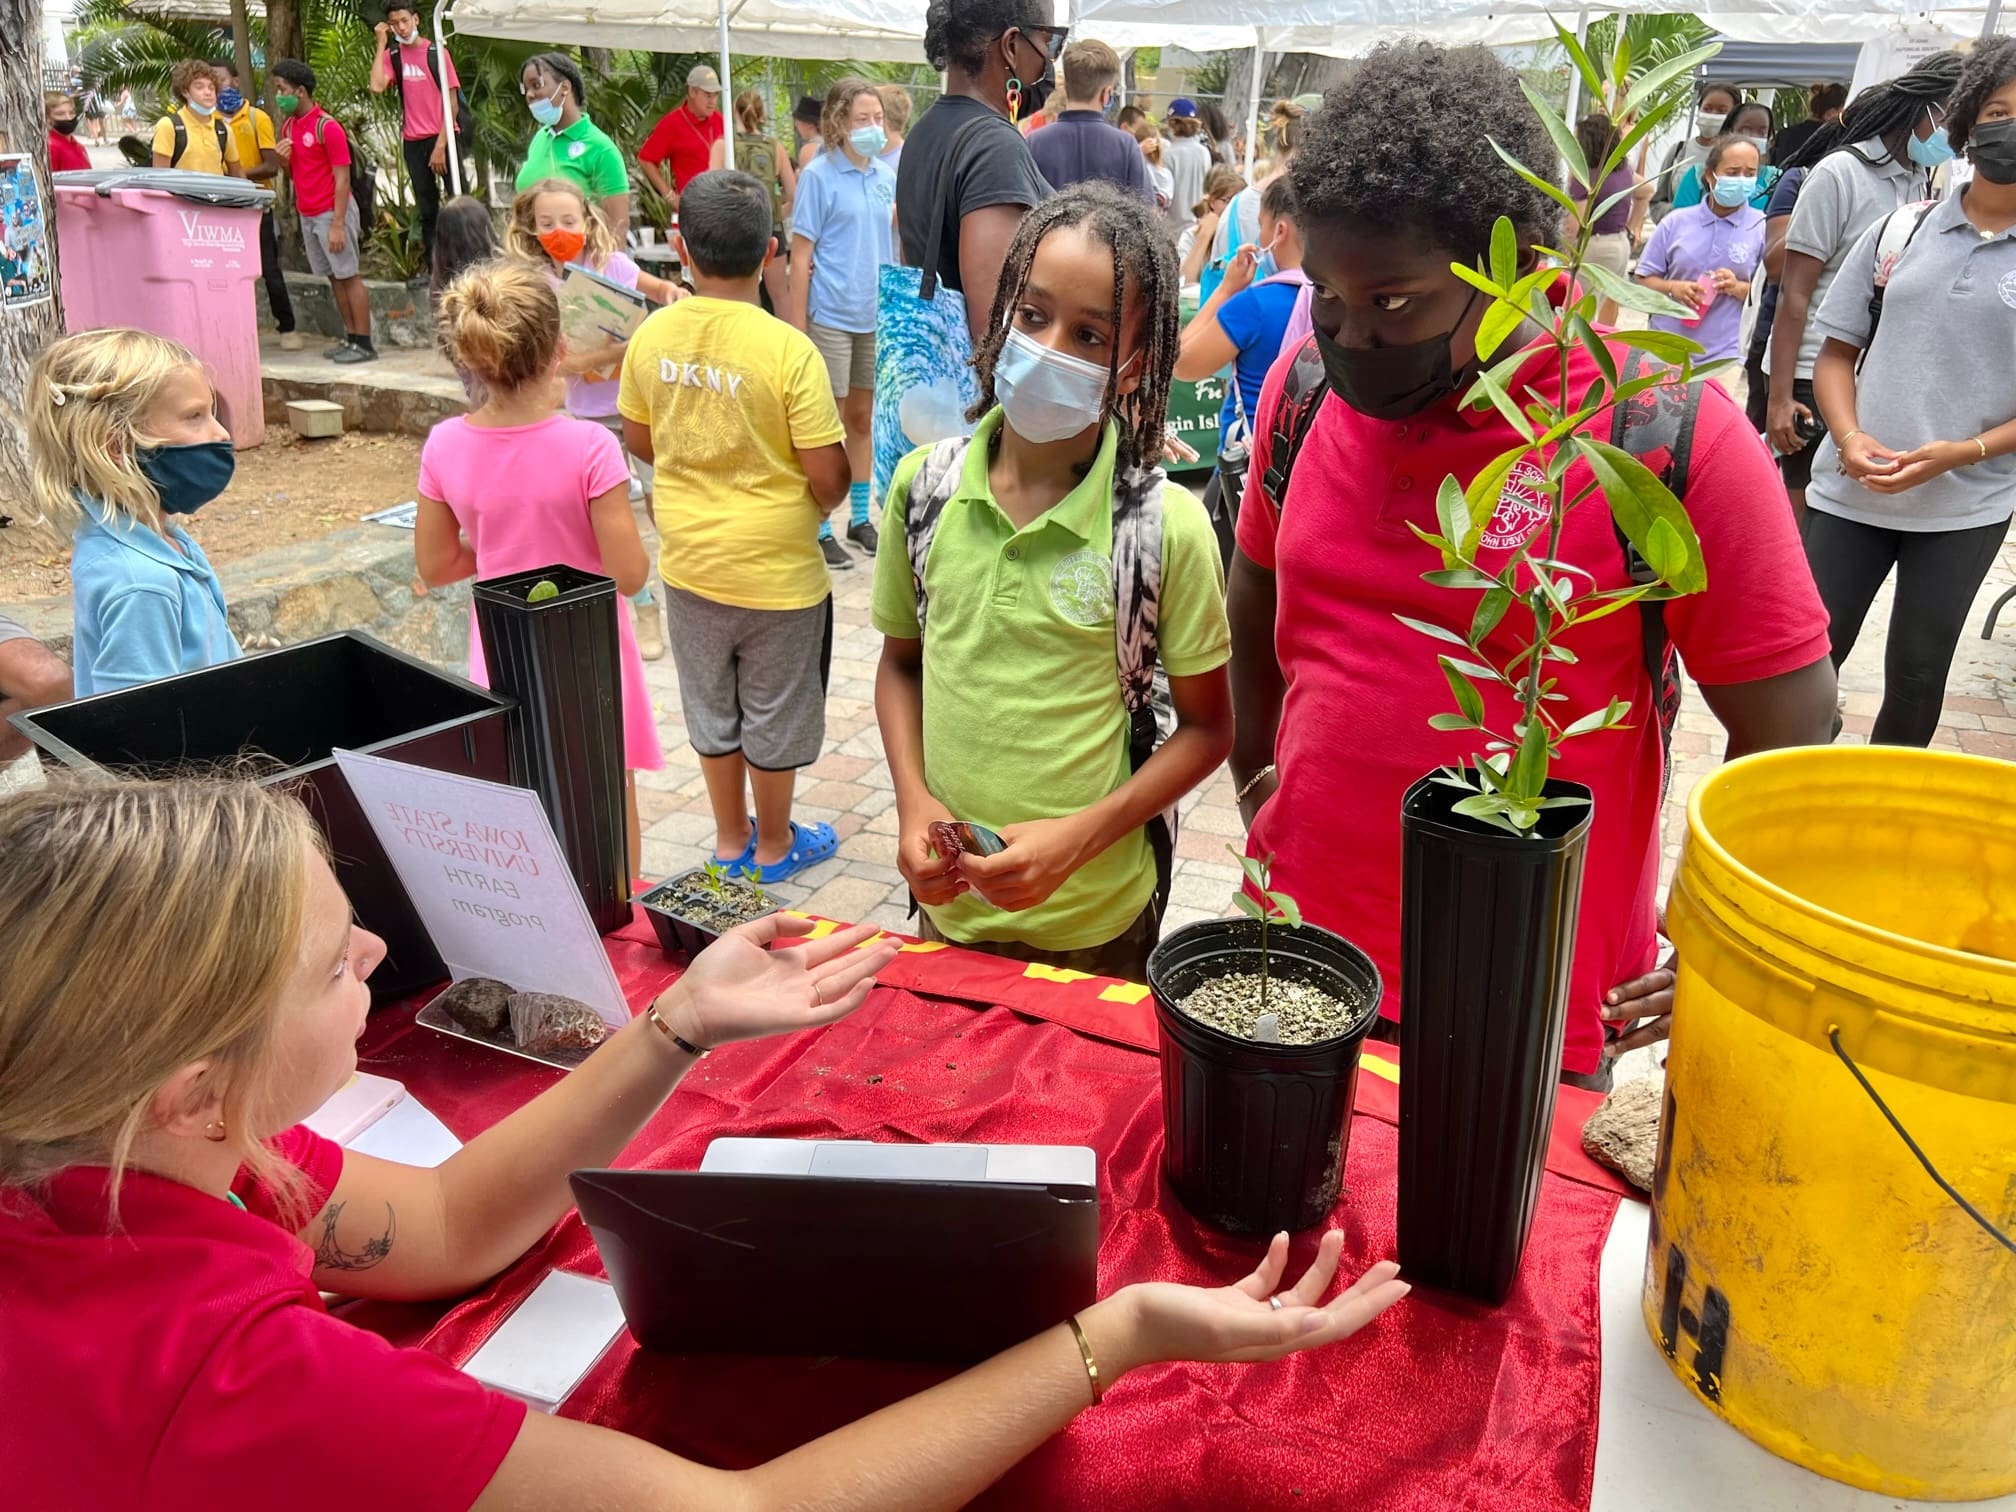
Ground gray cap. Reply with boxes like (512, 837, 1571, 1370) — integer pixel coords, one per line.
(687, 64, 721, 93)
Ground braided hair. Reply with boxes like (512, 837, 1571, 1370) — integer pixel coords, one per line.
(970, 182, 1179, 474)
(1831, 52, 1964, 160)
(526, 51, 587, 111)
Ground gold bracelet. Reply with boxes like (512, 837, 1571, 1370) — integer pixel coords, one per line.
(1841, 429, 1867, 446)
(1067, 1315, 1103, 1405)
(645, 1003, 709, 1057)
(1233, 764, 1277, 806)
(1974, 436, 1990, 463)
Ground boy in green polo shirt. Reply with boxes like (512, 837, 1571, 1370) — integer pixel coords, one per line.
(872, 184, 1233, 982)
(514, 52, 631, 238)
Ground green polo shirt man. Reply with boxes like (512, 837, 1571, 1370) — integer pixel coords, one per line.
(872, 411, 1231, 972)
(516, 114, 628, 209)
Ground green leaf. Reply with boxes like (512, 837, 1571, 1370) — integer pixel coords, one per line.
(1435, 475, 1471, 552)
(1611, 328, 1709, 363)
(1475, 295, 1530, 362)
(1450, 261, 1507, 302)
(1470, 585, 1512, 646)
(1576, 258, 1696, 319)
(1575, 436, 1709, 595)
(1562, 705, 1613, 737)
(1471, 367, 1536, 443)
(1268, 892, 1303, 929)
(1424, 567, 1499, 589)
(1233, 849, 1268, 888)
(1443, 656, 1503, 684)
(1489, 216, 1519, 290)
(1572, 583, 1654, 626)
(1508, 715, 1551, 800)
(1547, 643, 1579, 664)
(1487, 137, 1581, 216)
(1429, 711, 1479, 731)
(1233, 892, 1265, 921)
(1556, 18, 1605, 105)
(1397, 613, 1470, 648)
(1461, 444, 1533, 549)
(1451, 792, 1507, 821)
(1622, 42, 1726, 123)
(1439, 656, 1487, 726)
(1518, 81, 1590, 191)
(1570, 313, 1619, 390)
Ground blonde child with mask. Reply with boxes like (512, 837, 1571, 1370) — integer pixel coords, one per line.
(27, 328, 242, 696)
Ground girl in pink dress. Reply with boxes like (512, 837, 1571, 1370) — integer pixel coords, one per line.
(414, 258, 664, 875)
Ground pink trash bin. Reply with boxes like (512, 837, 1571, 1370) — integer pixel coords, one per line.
(53, 169, 273, 448)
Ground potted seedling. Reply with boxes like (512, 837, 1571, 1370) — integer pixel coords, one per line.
(638, 859, 781, 958)
(1392, 26, 1721, 1301)
(472, 563, 630, 934)
(1148, 850, 1383, 1234)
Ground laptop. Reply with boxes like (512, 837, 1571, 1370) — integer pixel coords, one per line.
(571, 1139, 1099, 1363)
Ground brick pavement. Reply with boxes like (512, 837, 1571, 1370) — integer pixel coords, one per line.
(635, 525, 2016, 939)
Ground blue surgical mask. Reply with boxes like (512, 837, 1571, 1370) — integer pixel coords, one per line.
(1254, 233, 1283, 280)
(137, 439, 235, 516)
(849, 125, 888, 158)
(1910, 120, 1955, 168)
(529, 94, 564, 128)
(1710, 174, 1756, 208)
(187, 99, 216, 118)
(218, 88, 243, 114)
(994, 326, 1120, 444)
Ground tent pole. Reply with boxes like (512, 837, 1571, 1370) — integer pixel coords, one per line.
(1985, 0, 2005, 39)
(1564, 7, 1590, 135)
(437, 2, 461, 198)
(718, 0, 733, 113)
(1243, 39, 1264, 179)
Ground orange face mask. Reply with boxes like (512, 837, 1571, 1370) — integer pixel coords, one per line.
(538, 226, 587, 264)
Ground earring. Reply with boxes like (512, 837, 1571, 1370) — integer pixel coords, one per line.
(203, 1118, 227, 1143)
(1006, 76, 1024, 125)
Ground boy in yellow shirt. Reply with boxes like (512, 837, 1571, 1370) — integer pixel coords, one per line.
(220, 68, 299, 350)
(150, 59, 241, 176)
(619, 169, 851, 886)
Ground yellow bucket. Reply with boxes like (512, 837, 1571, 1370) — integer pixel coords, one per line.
(1651, 746, 2016, 1500)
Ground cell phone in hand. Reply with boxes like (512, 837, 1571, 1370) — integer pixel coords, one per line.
(929, 820, 1007, 859)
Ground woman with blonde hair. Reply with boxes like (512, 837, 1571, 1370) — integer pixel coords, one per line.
(1180, 164, 1247, 287)
(0, 775, 1408, 1510)
(27, 328, 240, 696)
(708, 88, 798, 314)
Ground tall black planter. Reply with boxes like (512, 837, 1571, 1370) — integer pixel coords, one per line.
(1397, 773, 1593, 1302)
(1150, 919, 1383, 1234)
(473, 565, 630, 934)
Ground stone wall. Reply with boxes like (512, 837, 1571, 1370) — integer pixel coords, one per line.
(13, 525, 469, 674)
(261, 273, 433, 349)
(262, 368, 464, 438)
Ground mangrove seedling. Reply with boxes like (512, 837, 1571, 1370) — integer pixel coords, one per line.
(1229, 846, 1302, 1013)
(525, 579, 560, 603)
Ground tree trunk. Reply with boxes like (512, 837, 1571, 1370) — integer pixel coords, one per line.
(0, 0, 65, 525)
(263, 0, 307, 270)
(230, 0, 255, 98)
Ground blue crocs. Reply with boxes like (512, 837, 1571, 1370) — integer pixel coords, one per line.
(712, 817, 757, 871)
(745, 820, 839, 886)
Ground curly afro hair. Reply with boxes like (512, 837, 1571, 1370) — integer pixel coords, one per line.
(1949, 36, 2016, 153)
(1290, 42, 1560, 264)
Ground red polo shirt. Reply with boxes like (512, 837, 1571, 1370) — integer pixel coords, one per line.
(1237, 341, 1829, 1074)
(48, 126, 91, 172)
(285, 104, 350, 218)
(0, 1125, 525, 1511)
(639, 102, 724, 194)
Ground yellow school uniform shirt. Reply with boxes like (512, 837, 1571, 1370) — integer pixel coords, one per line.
(617, 296, 844, 611)
(224, 104, 277, 177)
(150, 106, 241, 175)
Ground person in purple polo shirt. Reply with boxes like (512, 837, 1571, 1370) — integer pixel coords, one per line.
(1634, 134, 1768, 367)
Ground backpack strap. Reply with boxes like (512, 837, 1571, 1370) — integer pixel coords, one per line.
(1606, 349, 1705, 780)
(1257, 335, 1329, 519)
(1859, 199, 1936, 374)
(169, 114, 186, 166)
(1111, 461, 1174, 914)
(900, 436, 975, 636)
(215, 116, 229, 163)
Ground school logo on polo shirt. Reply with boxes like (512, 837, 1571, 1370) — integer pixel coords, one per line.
(1480, 457, 1551, 552)
(1050, 549, 1114, 625)
(1999, 269, 2016, 311)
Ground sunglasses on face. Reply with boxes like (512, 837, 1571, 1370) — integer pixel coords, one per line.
(1017, 26, 1070, 63)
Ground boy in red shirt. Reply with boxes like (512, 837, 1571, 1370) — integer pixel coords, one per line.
(45, 92, 90, 172)
(270, 58, 376, 364)
(1227, 44, 1838, 1089)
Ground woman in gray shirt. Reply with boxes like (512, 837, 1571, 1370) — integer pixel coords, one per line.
(1805, 38, 2016, 746)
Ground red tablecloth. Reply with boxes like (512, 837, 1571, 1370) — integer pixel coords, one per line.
(348, 914, 1621, 1511)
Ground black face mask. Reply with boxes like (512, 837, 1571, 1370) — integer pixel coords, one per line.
(1313, 289, 1480, 421)
(1007, 31, 1055, 119)
(1969, 119, 2016, 186)
(53, 117, 80, 135)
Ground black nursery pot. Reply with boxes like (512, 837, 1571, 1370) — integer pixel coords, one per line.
(473, 565, 630, 934)
(1397, 773, 1593, 1304)
(1149, 918, 1383, 1235)
(636, 869, 781, 959)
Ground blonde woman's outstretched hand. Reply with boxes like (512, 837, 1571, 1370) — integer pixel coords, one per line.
(1110, 1231, 1408, 1369)
(654, 917, 899, 1050)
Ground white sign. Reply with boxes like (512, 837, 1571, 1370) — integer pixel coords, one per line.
(334, 749, 628, 1028)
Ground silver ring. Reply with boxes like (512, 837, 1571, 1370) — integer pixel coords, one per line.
(1268, 1294, 1283, 1312)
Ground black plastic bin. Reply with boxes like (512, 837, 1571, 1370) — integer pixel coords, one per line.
(472, 565, 629, 934)
(1149, 918, 1383, 1234)
(10, 632, 512, 998)
(1397, 772, 1593, 1303)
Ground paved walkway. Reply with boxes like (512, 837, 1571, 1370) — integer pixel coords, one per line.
(633, 514, 2016, 939)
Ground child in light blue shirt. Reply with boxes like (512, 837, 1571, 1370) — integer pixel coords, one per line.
(29, 329, 243, 696)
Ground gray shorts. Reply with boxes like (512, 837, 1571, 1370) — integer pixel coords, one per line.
(808, 320, 875, 395)
(302, 202, 362, 279)
(663, 585, 832, 770)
